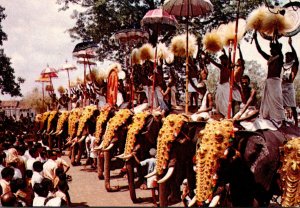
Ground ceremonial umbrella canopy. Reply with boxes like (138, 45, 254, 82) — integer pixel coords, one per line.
(40, 65, 58, 93)
(111, 28, 149, 108)
(72, 40, 98, 106)
(58, 60, 77, 95)
(141, 7, 178, 110)
(35, 75, 51, 112)
(163, 0, 213, 113)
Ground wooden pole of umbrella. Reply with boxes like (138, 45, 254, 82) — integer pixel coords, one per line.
(227, 0, 241, 119)
(185, 6, 189, 114)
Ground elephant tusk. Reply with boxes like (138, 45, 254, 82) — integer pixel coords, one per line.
(78, 135, 86, 143)
(56, 130, 63, 135)
(209, 195, 220, 207)
(145, 170, 157, 178)
(51, 131, 57, 135)
(42, 130, 46, 135)
(94, 141, 104, 151)
(123, 154, 133, 160)
(103, 143, 114, 151)
(157, 167, 175, 184)
(49, 130, 54, 135)
(115, 153, 125, 159)
(188, 196, 197, 207)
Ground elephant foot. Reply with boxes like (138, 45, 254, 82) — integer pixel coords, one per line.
(98, 174, 104, 180)
(105, 185, 120, 192)
(71, 161, 82, 166)
(168, 194, 181, 205)
(132, 197, 143, 204)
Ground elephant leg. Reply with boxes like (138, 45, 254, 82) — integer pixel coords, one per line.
(75, 141, 84, 164)
(48, 135, 53, 150)
(97, 152, 104, 180)
(70, 144, 77, 165)
(126, 158, 141, 203)
(104, 150, 119, 192)
(158, 177, 168, 207)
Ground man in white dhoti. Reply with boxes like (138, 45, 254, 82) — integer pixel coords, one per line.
(282, 37, 299, 126)
(207, 52, 242, 117)
(254, 32, 285, 125)
(191, 82, 213, 121)
(233, 75, 258, 120)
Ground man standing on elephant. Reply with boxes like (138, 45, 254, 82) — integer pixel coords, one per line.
(254, 32, 285, 126)
(282, 37, 299, 126)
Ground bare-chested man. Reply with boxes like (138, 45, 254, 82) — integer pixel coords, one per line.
(206, 50, 242, 117)
(282, 37, 299, 126)
(254, 31, 285, 125)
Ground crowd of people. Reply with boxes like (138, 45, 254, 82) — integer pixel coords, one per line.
(0, 129, 71, 207)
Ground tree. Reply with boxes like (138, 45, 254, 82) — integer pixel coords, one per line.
(22, 87, 51, 114)
(0, 6, 24, 97)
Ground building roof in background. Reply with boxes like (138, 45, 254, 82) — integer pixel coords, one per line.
(0, 100, 31, 109)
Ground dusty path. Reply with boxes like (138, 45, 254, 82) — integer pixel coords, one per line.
(64, 154, 183, 207)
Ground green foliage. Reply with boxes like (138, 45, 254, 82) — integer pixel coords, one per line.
(0, 5, 23, 97)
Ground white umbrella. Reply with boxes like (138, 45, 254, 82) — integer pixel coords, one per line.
(59, 60, 77, 95)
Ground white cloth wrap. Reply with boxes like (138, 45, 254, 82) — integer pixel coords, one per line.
(260, 77, 285, 123)
(188, 78, 198, 92)
(215, 82, 242, 117)
(282, 82, 296, 107)
(191, 91, 211, 121)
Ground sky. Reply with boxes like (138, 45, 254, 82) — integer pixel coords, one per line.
(1, 0, 300, 101)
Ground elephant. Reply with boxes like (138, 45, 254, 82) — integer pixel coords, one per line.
(98, 109, 133, 192)
(69, 105, 99, 166)
(190, 120, 300, 207)
(94, 106, 116, 180)
(147, 114, 206, 207)
(54, 110, 70, 151)
(45, 110, 60, 149)
(118, 112, 162, 203)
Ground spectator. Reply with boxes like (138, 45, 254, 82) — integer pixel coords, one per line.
(31, 161, 44, 188)
(1, 192, 18, 207)
(0, 167, 14, 195)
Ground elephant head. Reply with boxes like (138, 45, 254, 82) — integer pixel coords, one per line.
(94, 106, 113, 144)
(47, 110, 59, 135)
(279, 138, 300, 207)
(76, 105, 99, 140)
(39, 111, 50, 134)
(55, 110, 69, 135)
(100, 109, 133, 151)
(121, 111, 151, 159)
(68, 108, 82, 139)
(190, 119, 235, 206)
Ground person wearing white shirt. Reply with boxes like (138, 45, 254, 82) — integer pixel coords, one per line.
(26, 148, 38, 171)
(31, 161, 44, 188)
(43, 151, 58, 181)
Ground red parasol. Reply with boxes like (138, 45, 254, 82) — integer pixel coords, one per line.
(141, 7, 178, 111)
(163, 0, 213, 113)
(40, 65, 58, 94)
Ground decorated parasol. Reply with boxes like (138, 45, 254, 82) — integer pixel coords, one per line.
(72, 40, 98, 106)
(35, 75, 51, 112)
(141, 7, 178, 111)
(58, 60, 77, 96)
(40, 65, 58, 93)
(163, 0, 213, 113)
(111, 28, 149, 108)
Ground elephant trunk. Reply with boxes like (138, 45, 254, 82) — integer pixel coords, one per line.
(104, 151, 119, 192)
(97, 152, 104, 180)
(126, 158, 138, 203)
